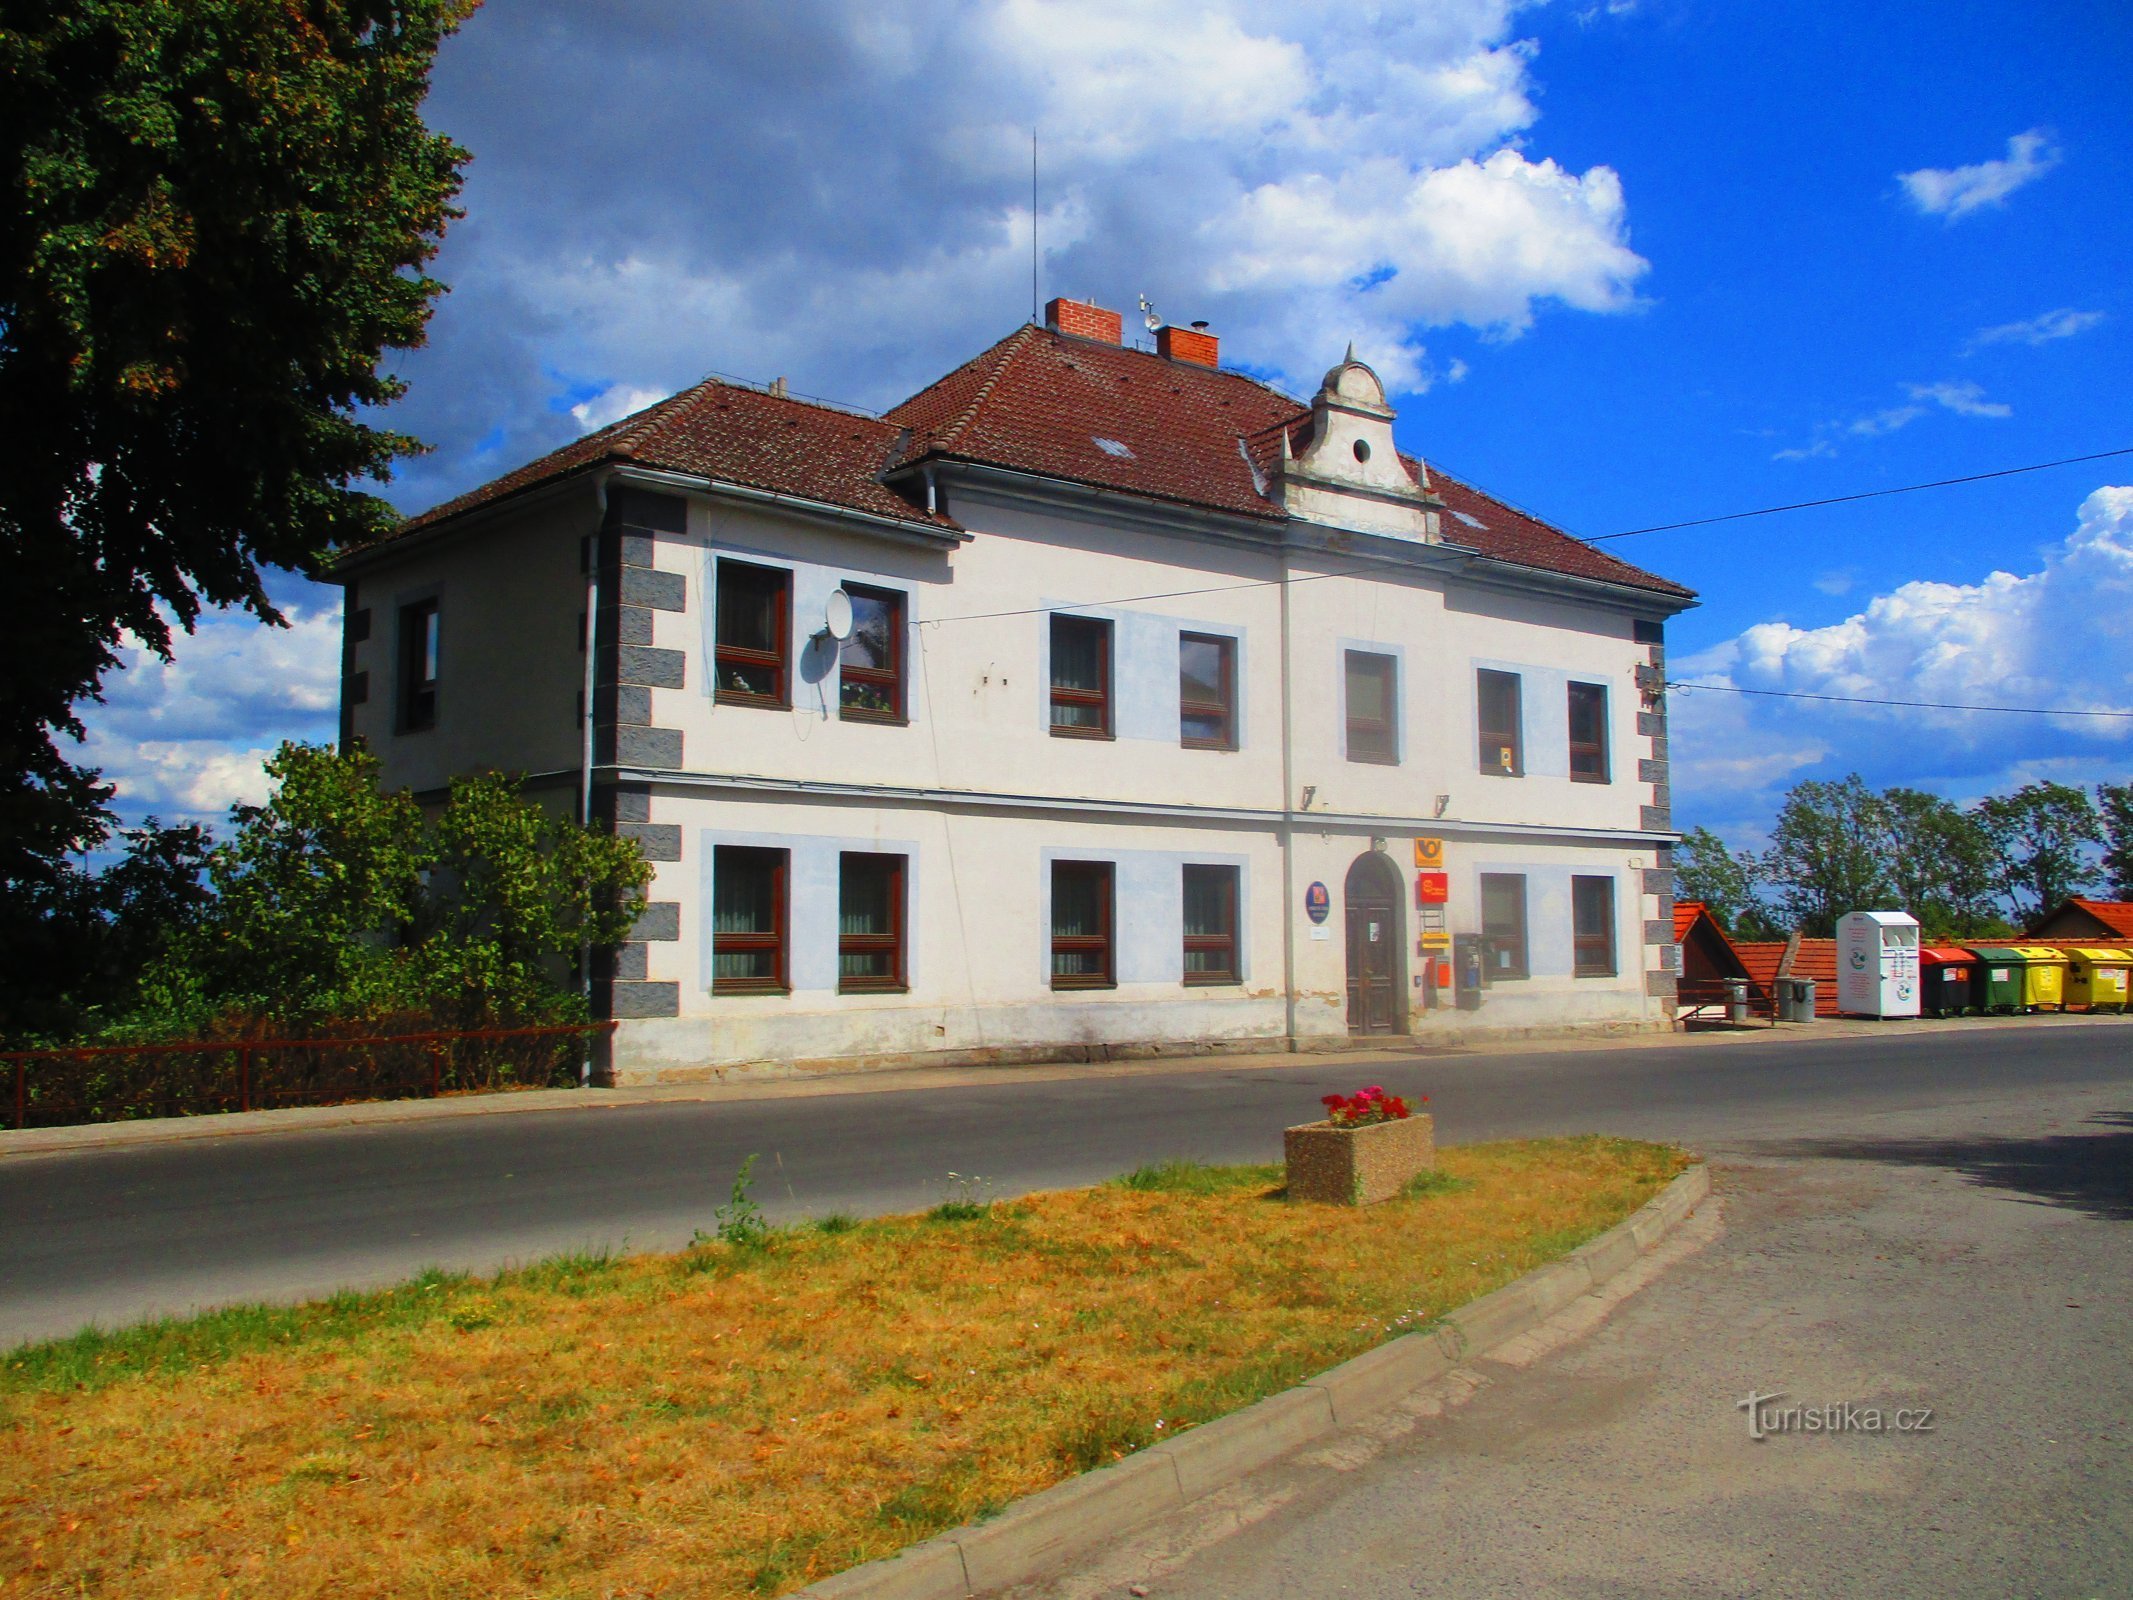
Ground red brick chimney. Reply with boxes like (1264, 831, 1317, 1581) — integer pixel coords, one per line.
(1157, 321, 1219, 367)
(1044, 297, 1123, 345)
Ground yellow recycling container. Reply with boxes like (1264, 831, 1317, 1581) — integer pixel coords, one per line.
(2063, 947, 2132, 1013)
(2005, 945, 2069, 1012)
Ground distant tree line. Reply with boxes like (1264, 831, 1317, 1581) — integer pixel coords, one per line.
(1678, 777, 2133, 941)
(0, 745, 649, 1048)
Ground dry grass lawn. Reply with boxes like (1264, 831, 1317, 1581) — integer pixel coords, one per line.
(1, 1136, 1688, 1598)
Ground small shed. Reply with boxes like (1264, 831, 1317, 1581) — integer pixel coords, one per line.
(1670, 901, 1773, 1022)
(2026, 899, 2133, 941)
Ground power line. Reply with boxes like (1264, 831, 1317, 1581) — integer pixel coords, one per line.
(913, 445, 2133, 628)
(1589, 446, 2133, 543)
(1666, 680, 2133, 720)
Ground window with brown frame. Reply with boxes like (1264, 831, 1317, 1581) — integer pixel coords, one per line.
(838, 852, 906, 992)
(1568, 681, 1610, 782)
(1344, 650, 1397, 764)
(1572, 875, 1617, 976)
(714, 560, 790, 708)
(838, 586, 906, 723)
(1049, 615, 1112, 736)
(396, 599, 439, 733)
(1480, 872, 1529, 980)
(711, 846, 787, 993)
(1182, 864, 1240, 984)
(1050, 860, 1115, 988)
(1179, 632, 1237, 750)
(1477, 669, 1522, 775)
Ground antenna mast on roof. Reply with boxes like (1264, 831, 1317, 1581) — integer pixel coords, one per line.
(1031, 129, 1039, 324)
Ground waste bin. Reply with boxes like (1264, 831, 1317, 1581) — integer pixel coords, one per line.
(2006, 945, 2069, 1012)
(1919, 947, 1978, 1017)
(1776, 976, 1818, 1022)
(1724, 978, 1750, 1024)
(1965, 947, 2028, 1013)
(2063, 947, 2133, 1013)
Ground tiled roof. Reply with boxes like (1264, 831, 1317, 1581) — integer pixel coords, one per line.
(886, 326, 1692, 599)
(885, 325, 1303, 520)
(1733, 941, 1789, 999)
(363, 322, 1693, 601)
(382, 378, 958, 543)
(1672, 899, 1704, 942)
(1788, 938, 1842, 1016)
(1427, 469, 1693, 599)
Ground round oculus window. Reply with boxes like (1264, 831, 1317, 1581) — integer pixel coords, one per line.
(1352, 439, 1372, 463)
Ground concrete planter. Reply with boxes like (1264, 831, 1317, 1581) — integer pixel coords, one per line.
(1283, 1113, 1436, 1205)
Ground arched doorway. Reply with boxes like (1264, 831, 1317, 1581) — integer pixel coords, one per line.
(1344, 851, 1407, 1035)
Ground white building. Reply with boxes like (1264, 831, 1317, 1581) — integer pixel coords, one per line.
(332, 300, 1696, 1082)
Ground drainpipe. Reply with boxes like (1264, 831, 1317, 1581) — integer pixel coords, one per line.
(579, 474, 609, 1086)
(1278, 539, 1299, 1050)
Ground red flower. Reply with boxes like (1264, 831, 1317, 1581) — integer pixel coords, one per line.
(1319, 1086, 1417, 1127)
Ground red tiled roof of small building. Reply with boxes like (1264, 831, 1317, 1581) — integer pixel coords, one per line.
(1673, 899, 1704, 942)
(363, 323, 1693, 601)
(2063, 900, 2133, 937)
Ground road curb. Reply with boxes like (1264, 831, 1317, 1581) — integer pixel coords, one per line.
(794, 1161, 1713, 1600)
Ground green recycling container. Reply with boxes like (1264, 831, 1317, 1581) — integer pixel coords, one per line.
(1965, 947, 2030, 1013)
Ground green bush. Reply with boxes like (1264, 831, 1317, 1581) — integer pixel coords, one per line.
(117, 742, 650, 1040)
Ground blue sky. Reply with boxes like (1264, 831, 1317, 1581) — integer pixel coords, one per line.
(78, 0, 2133, 847)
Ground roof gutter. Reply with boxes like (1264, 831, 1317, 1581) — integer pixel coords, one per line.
(328, 456, 969, 580)
(607, 465, 970, 548)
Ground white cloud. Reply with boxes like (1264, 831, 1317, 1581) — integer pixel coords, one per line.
(1672, 486, 2133, 830)
(569, 383, 667, 434)
(1966, 307, 2106, 350)
(74, 594, 342, 831)
(1898, 129, 2060, 220)
(1773, 379, 2010, 459)
(380, 0, 1653, 511)
(1203, 150, 1645, 391)
(1905, 379, 2010, 418)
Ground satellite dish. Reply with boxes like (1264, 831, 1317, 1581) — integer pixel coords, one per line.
(823, 587, 855, 643)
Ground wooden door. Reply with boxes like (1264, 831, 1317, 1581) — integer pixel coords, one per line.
(1345, 861, 1401, 1034)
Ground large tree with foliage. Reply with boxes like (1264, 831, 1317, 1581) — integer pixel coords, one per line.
(0, 818, 214, 1043)
(0, 0, 472, 893)
(1879, 786, 2003, 937)
(2100, 781, 2133, 900)
(1976, 781, 2104, 925)
(1758, 775, 1894, 936)
(1672, 825, 1777, 938)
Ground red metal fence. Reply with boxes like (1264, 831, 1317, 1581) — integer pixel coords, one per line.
(3, 1022, 613, 1130)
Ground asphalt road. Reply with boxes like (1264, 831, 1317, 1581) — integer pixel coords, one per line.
(5, 1020, 2133, 1348)
(1040, 1075, 2133, 1600)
